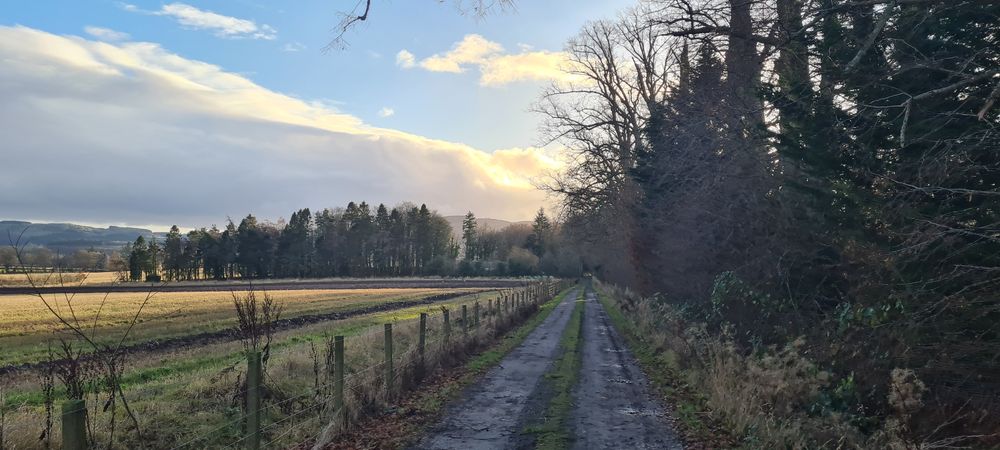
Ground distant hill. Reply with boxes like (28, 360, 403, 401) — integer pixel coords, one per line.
(443, 216, 531, 238)
(0, 220, 161, 252)
(1, 217, 531, 252)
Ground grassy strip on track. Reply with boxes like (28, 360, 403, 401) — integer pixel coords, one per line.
(523, 287, 585, 450)
(594, 285, 735, 448)
(326, 285, 579, 450)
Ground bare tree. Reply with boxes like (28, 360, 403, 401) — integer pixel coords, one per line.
(535, 4, 681, 285)
(327, 0, 515, 50)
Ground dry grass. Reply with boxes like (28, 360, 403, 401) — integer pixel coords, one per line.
(596, 281, 941, 450)
(0, 288, 480, 367)
(0, 271, 119, 287)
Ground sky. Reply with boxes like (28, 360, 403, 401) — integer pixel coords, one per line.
(0, 0, 633, 231)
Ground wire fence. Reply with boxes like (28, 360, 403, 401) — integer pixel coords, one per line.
(56, 279, 574, 450)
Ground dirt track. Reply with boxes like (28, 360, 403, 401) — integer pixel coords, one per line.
(0, 278, 525, 295)
(416, 287, 581, 449)
(415, 286, 682, 449)
(570, 289, 683, 449)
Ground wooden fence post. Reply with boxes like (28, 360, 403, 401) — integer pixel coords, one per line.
(384, 324, 394, 399)
(418, 313, 427, 372)
(443, 308, 451, 344)
(474, 302, 480, 328)
(461, 305, 468, 337)
(333, 336, 345, 423)
(246, 351, 262, 450)
(61, 399, 86, 450)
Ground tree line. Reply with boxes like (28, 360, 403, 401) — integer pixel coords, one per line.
(545, 0, 998, 446)
(117, 202, 580, 281)
(0, 247, 109, 273)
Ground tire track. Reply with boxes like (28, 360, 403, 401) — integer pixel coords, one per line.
(569, 288, 684, 449)
(414, 287, 580, 450)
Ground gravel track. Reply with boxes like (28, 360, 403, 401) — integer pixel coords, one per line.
(414, 286, 683, 449)
(570, 289, 683, 449)
(414, 287, 580, 450)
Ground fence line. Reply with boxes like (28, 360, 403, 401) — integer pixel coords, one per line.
(54, 280, 571, 449)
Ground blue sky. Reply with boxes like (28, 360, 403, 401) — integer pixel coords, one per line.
(3, 0, 630, 150)
(0, 0, 633, 229)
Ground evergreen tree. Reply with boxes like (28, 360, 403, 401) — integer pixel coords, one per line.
(461, 212, 477, 260)
(277, 208, 313, 278)
(527, 208, 552, 257)
(163, 225, 183, 281)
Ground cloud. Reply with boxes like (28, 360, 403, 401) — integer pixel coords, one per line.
(84, 26, 130, 42)
(0, 26, 557, 227)
(399, 34, 576, 86)
(378, 107, 395, 118)
(418, 34, 502, 73)
(479, 50, 573, 87)
(395, 50, 415, 68)
(282, 42, 305, 52)
(126, 2, 277, 40)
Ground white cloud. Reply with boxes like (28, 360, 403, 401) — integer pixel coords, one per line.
(378, 107, 395, 118)
(0, 26, 558, 226)
(282, 42, 306, 52)
(395, 49, 415, 68)
(419, 34, 502, 73)
(479, 50, 574, 87)
(126, 2, 277, 40)
(400, 34, 576, 86)
(84, 26, 130, 42)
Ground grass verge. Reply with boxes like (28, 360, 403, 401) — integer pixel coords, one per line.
(594, 286, 736, 449)
(524, 287, 585, 450)
(324, 285, 579, 450)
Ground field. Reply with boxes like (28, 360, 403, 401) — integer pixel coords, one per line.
(0, 284, 540, 449)
(0, 287, 479, 367)
(0, 271, 119, 287)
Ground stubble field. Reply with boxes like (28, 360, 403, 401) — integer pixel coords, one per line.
(0, 285, 508, 448)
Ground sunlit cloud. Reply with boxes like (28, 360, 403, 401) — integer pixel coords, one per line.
(124, 2, 277, 40)
(395, 49, 415, 68)
(84, 26, 130, 42)
(378, 107, 395, 118)
(419, 34, 502, 73)
(0, 26, 557, 226)
(398, 34, 577, 87)
(480, 50, 574, 87)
